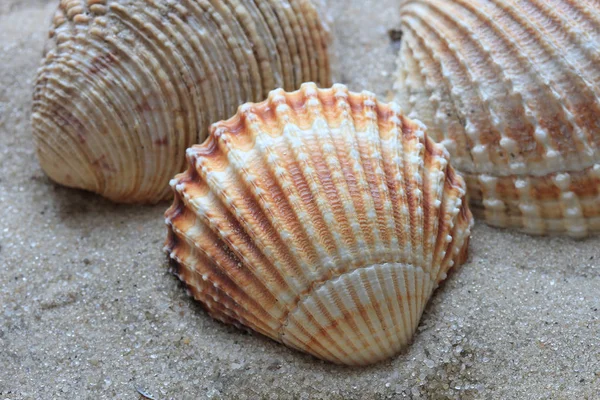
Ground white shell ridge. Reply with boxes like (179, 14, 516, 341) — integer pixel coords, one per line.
(164, 83, 473, 365)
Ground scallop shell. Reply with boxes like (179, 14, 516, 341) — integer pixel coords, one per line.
(394, 0, 600, 237)
(164, 83, 473, 365)
(32, 0, 331, 203)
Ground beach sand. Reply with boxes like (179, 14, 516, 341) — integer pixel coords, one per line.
(1, 0, 599, 398)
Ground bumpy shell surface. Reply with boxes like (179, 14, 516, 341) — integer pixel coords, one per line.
(32, 0, 331, 203)
(164, 83, 473, 365)
(394, 0, 600, 237)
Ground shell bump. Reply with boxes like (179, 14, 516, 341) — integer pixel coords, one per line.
(394, 0, 600, 237)
(32, 0, 331, 203)
(164, 83, 473, 365)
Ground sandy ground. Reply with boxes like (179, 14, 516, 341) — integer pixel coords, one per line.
(1, 0, 599, 399)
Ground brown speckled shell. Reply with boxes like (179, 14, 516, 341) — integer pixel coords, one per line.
(164, 83, 473, 365)
(394, 0, 600, 237)
(32, 0, 331, 203)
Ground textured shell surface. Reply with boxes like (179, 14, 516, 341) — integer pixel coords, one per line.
(32, 0, 331, 203)
(164, 83, 473, 366)
(394, 0, 600, 237)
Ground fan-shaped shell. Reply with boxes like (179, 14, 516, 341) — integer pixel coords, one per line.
(394, 0, 600, 237)
(32, 0, 331, 203)
(164, 83, 473, 365)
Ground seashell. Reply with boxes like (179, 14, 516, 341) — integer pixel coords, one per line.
(394, 0, 600, 237)
(32, 0, 331, 203)
(164, 83, 473, 365)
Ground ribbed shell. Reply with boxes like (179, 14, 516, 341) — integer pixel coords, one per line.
(32, 0, 331, 203)
(164, 83, 473, 365)
(394, 0, 600, 237)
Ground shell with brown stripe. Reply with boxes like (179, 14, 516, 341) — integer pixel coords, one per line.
(164, 83, 473, 365)
(394, 0, 600, 237)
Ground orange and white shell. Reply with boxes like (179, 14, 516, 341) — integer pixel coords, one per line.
(394, 0, 600, 237)
(32, 0, 330, 203)
(164, 83, 473, 365)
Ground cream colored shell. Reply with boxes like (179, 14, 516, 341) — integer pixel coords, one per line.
(32, 0, 331, 203)
(394, 0, 600, 237)
(164, 83, 473, 365)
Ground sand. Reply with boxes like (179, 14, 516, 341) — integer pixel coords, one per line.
(1, 0, 599, 399)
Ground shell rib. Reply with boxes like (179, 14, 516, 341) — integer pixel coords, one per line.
(394, 0, 600, 237)
(32, 0, 331, 203)
(164, 83, 473, 365)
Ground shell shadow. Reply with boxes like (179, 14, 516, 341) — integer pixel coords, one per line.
(45, 177, 169, 231)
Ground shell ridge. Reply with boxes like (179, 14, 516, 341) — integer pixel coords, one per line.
(377, 108, 405, 257)
(279, 262, 434, 364)
(163, 11, 224, 160)
(136, 2, 198, 198)
(351, 102, 390, 256)
(166, 202, 287, 324)
(345, 269, 395, 358)
(383, 114, 414, 267)
(360, 268, 397, 357)
(32, 86, 101, 183)
(324, 87, 375, 266)
(273, 1, 311, 86)
(416, 133, 441, 310)
(279, 1, 314, 83)
(430, 168, 459, 275)
(403, 4, 525, 172)
(308, 110, 363, 270)
(32, 55, 111, 192)
(398, 15, 479, 171)
(343, 93, 390, 264)
(389, 265, 413, 347)
(102, 4, 187, 200)
(172, 165, 301, 309)
(312, 282, 374, 365)
(360, 96, 399, 259)
(167, 220, 282, 336)
(116, 4, 198, 198)
(434, 172, 471, 281)
(248, 129, 329, 278)
(440, 200, 472, 281)
(32, 110, 98, 190)
(398, 120, 420, 267)
(34, 49, 117, 192)
(301, 117, 353, 271)
(258, 1, 302, 86)
(522, 0, 600, 157)
(294, 0, 331, 85)
(280, 120, 343, 280)
(178, 0, 228, 122)
(77, 33, 159, 199)
(208, 0, 258, 101)
(252, 1, 292, 89)
(259, 1, 301, 88)
(181, 0, 241, 116)
(280, 303, 359, 364)
(282, 290, 364, 364)
(375, 266, 407, 348)
(224, 121, 328, 286)
(188, 149, 310, 302)
(424, 143, 450, 271)
(484, 0, 599, 167)
(229, 109, 339, 289)
(246, 0, 288, 92)
(164, 196, 279, 335)
(420, 0, 598, 173)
